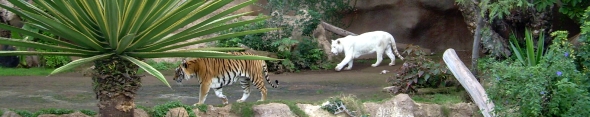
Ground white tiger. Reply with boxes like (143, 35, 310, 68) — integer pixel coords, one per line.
(331, 31, 404, 71)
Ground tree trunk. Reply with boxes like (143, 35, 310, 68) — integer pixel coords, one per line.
(92, 57, 142, 117)
(458, 1, 511, 59)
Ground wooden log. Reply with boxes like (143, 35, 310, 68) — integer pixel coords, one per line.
(320, 21, 357, 36)
(442, 48, 495, 117)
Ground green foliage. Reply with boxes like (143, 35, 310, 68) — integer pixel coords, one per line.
(0, 109, 3, 117)
(150, 101, 197, 117)
(32, 108, 74, 117)
(216, 0, 351, 73)
(387, 45, 453, 94)
(509, 29, 545, 66)
(457, 0, 590, 22)
(10, 109, 33, 117)
(576, 6, 590, 79)
(79, 109, 97, 116)
(290, 38, 326, 70)
(230, 100, 308, 117)
(320, 95, 369, 117)
(144, 60, 180, 71)
(484, 31, 590, 116)
(0, 67, 57, 76)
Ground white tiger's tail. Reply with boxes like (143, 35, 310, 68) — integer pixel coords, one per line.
(263, 63, 279, 88)
(389, 36, 405, 60)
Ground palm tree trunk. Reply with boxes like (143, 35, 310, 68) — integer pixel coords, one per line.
(92, 56, 142, 117)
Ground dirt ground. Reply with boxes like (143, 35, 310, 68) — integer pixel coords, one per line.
(0, 51, 473, 112)
(0, 59, 412, 111)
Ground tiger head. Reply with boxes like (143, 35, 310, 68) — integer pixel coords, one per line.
(331, 39, 345, 55)
(173, 59, 196, 84)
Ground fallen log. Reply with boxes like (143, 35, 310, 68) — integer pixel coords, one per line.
(320, 21, 357, 36)
(442, 48, 494, 117)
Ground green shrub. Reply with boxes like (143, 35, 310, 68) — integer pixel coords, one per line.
(485, 31, 590, 116)
(0, 109, 4, 116)
(216, 0, 350, 73)
(387, 45, 453, 94)
(32, 108, 74, 117)
(576, 6, 590, 79)
(79, 109, 97, 116)
(145, 60, 180, 71)
(11, 109, 33, 117)
(150, 101, 197, 117)
(509, 29, 545, 66)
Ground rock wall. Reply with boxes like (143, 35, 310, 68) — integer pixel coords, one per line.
(340, 0, 473, 53)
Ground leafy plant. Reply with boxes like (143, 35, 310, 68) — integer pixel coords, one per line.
(320, 95, 369, 117)
(151, 101, 197, 117)
(509, 29, 546, 66)
(79, 109, 97, 116)
(10, 109, 33, 117)
(576, 6, 590, 79)
(0, 0, 279, 116)
(32, 108, 74, 117)
(386, 45, 453, 94)
(485, 31, 590, 116)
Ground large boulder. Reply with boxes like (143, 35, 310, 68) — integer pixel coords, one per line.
(341, 0, 472, 53)
(193, 105, 237, 117)
(297, 103, 347, 117)
(252, 103, 296, 117)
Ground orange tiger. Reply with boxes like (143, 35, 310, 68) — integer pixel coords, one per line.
(173, 52, 279, 105)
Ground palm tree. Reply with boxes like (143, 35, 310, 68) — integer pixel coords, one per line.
(0, 0, 278, 116)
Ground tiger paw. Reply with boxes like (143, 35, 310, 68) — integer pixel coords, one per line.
(344, 67, 352, 70)
(389, 63, 395, 66)
(371, 64, 379, 67)
(192, 103, 203, 106)
(334, 67, 342, 71)
(236, 99, 245, 103)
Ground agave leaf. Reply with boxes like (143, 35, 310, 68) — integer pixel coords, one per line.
(205, 55, 282, 60)
(130, 0, 210, 49)
(142, 0, 230, 44)
(510, 41, 525, 66)
(49, 53, 114, 76)
(0, 51, 89, 57)
(0, 38, 97, 54)
(0, 23, 86, 49)
(189, 47, 245, 52)
(187, 0, 259, 33)
(127, 51, 234, 58)
(153, 11, 255, 45)
(536, 31, 545, 64)
(116, 34, 136, 54)
(151, 28, 279, 52)
(143, 13, 267, 50)
(525, 29, 535, 66)
(104, 0, 121, 48)
(0, 4, 104, 51)
(119, 55, 171, 88)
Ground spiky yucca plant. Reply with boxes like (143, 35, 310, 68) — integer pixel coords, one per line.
(0, 0, 278, 116)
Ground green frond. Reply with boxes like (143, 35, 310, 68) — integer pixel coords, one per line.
(119, 55, 171, 88)
(127, 50, 234, 58)
(151, 28, 279, 52)
(50, 53, 114, 76)
(0, 51, 89, 57)
(0, 38, 97, 54)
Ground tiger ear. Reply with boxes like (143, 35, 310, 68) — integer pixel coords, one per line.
(181, 59, 188, 68)
(337, 40, 340, 44)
